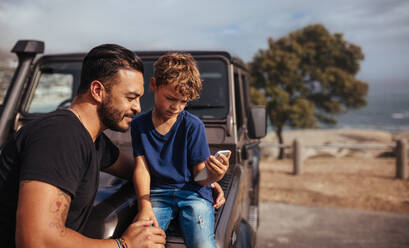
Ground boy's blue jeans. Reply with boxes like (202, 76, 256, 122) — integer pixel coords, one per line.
(150, 188, 217, 248)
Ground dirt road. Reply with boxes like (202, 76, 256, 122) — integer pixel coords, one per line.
(257, 202, 409, 248)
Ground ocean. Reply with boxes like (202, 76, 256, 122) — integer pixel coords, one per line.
(269, 79, 409, 133)
(332, 80, 409, 132)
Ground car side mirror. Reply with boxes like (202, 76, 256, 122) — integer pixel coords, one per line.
(248, 105, 267, 139)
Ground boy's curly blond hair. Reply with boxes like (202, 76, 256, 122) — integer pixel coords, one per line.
(154, 52, 202, 101)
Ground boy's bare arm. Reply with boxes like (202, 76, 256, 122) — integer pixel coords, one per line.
(133, 156, 151, 208)
(133, 156, 159, 227)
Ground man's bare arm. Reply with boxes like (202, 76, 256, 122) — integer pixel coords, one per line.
(16, 180, 116, 248)
(16, 180, 165, 248)
(102, 151, 135, 179)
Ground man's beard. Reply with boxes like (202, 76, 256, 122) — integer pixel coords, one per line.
(98, 96, 129, 133)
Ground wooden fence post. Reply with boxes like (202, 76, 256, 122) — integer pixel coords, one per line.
(396, 139, 408, 179)
(293, 139, 303, 175)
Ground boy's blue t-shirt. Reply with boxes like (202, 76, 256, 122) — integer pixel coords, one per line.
(131, 110, 212, 202)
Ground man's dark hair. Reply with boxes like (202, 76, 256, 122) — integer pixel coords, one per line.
(78, 44, 144, 94)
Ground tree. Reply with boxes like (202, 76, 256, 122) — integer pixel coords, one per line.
(249, 24, 368, 159)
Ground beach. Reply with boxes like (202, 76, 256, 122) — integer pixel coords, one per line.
(259, 129, 409, 213)
(261, 128, 409, 159)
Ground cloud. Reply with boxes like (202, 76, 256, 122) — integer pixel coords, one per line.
(0, 0, 408, 81)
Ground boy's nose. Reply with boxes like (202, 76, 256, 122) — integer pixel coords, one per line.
(174, 103, 184, 112)
(170, 102, 180, 110)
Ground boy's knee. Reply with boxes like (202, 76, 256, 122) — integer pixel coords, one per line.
(190, 198, 211, 211)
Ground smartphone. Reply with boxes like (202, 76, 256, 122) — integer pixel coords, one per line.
(194, 150, 231, 181)
(214, 150, 231, 162)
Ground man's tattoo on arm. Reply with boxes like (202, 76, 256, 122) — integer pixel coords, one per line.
(49, 189, 71, 237)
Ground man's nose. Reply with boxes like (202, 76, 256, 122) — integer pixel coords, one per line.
(131, 100, 141, 113)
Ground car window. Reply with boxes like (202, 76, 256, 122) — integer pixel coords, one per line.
(28, 73, 74, 113)
(26, 61, 81, 113)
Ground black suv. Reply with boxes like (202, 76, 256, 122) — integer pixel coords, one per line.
(0, 40, 266, 247)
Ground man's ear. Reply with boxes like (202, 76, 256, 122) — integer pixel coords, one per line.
(89, 80, 105, 103)
(150, 77, 156, 92)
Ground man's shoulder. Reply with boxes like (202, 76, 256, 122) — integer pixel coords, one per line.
(26, 109, 76, 127)
(18, 109, 87, 141)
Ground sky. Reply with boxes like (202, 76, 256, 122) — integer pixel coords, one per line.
(0, 0, 408, 84)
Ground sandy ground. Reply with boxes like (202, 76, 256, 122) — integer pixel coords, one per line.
(260, 157, 409, 213)
(257, 129, 409, 247)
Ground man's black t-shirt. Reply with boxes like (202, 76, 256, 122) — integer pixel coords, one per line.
(0, 109, 119, 246)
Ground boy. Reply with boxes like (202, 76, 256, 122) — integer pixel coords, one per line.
(131, 52, 229, 248)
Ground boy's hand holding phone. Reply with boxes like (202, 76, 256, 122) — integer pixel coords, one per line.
(195, 150, 231, 184)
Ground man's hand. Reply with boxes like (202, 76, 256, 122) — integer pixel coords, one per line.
(211, 182, 225, 209)
(121, 220, 166, 248)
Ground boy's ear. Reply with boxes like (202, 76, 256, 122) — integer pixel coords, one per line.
(150, 77, 157, 91)
(89, 80, 105, 103)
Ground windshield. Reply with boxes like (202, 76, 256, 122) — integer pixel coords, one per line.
(26, 57, 229, 119)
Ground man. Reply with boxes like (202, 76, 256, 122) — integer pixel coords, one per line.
(0, 44, 227, 248)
